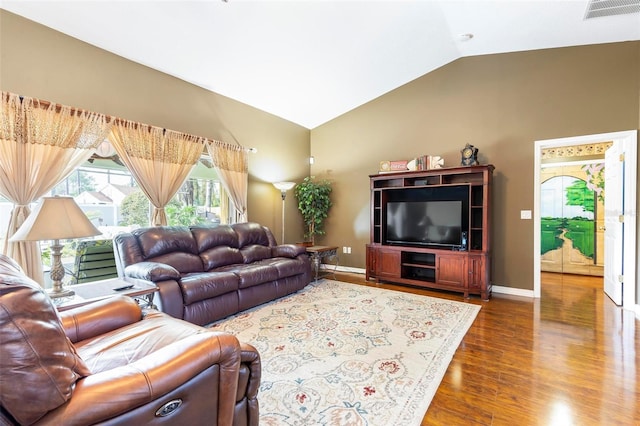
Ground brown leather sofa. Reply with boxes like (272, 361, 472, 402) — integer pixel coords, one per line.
(113, 222, 312, 326)
(0, 254, 260, 426)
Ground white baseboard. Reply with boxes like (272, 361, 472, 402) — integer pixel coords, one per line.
(491, 285, 535, 298)
(634, 304, 640, 320)
(320, 265, 366, 274)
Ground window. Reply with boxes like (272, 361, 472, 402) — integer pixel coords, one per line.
(0, 156, 225, 247)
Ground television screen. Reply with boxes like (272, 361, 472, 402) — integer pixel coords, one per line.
(386, 200, 462, 247)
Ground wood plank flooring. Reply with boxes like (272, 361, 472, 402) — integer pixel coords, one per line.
(333, 271, 639, 425)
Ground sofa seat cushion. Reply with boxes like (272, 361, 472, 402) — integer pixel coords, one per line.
(216, 264, 279, 289)
(180, 271, 239, 305)
(75, 310, 209, 373)
(256, 257, 309, 278)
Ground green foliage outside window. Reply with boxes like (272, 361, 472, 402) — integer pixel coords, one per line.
(166, 203, 206, 226)
(119, 190, 150, 226)
(119, 190, 207, 227)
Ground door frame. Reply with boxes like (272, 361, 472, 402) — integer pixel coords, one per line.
(533, 130, 637, 311)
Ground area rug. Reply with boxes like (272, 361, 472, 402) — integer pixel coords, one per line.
(209, 279, 480, 425)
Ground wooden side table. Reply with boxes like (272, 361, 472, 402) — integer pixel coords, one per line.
(305, 245, 339, 281)
(55, 278, 158, 311)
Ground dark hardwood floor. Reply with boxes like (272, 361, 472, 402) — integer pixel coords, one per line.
(333, 271, 639, 425)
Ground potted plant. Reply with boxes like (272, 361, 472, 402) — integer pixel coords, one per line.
(294, 176, 332, 245)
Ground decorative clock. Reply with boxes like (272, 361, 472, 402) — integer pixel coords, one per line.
(461, 143, 479, 166)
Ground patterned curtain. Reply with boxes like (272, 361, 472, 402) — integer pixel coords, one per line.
(206, 141, 248, 223)
(0, 91, 110, 282)
(109, 121, 205, 226)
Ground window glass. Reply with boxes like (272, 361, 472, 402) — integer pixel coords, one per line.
(0, 156, 224, 267)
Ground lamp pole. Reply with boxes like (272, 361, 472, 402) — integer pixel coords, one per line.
(273, 182, 295, 244)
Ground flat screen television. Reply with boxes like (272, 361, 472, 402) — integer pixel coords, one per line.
(386, 200, 463, 248)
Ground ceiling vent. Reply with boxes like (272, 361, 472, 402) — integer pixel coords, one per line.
(584, 0, 640, 19)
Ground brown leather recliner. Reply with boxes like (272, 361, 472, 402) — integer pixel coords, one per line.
(0, 254, 260, 426)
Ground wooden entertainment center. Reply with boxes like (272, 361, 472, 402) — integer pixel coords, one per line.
(366, 165, 494, 300)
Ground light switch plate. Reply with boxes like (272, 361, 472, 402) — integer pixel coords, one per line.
(520, 210, 532, 220)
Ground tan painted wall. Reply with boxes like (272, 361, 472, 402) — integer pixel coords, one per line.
(311, 42, 640, 291)
(1, 10, 639, 292)
(0, 10, 310, 244)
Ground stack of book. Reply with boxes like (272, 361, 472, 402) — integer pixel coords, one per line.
(379, 155, 443, 173)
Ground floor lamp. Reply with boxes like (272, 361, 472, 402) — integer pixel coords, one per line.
(10, 196, 101, 298)
(273, 181, 295, 244)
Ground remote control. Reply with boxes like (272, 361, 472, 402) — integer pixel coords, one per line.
(113, 284, 134, 291)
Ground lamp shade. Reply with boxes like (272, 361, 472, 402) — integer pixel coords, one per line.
(10, 196, 101, 242)
(273, 181, 295, 191)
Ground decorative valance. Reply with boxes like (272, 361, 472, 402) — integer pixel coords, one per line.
(110, 119, 206, 165)
(1, 91, 110, 149)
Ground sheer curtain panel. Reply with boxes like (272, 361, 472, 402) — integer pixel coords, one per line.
(109, 121, 205, 226)
(206, 141, 248, 223)
(0, 92, 110, 282)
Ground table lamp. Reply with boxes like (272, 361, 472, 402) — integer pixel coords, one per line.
(10, 196, 102, 298)
(273, 181, 296, 244)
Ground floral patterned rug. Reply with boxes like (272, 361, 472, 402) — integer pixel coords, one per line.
(209, 279, 480, 425)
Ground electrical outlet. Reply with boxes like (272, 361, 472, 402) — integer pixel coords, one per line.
(342, 246, 347, 253)
(347, 247, 352, 254)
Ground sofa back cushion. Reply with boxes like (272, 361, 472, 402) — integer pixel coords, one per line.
(232, 223, 271, 248)
(232, 223, 274, 263)
(133, 226, 203, 274)
(192, 225, 239, 251)
(200, 246, 245, 270)
(0, 255, 91, 425)
(191, 225, 244, 270)
(240, 245, 273, 264)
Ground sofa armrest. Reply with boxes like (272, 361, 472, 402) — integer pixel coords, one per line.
(235, 343, 261, 426)
(124, 261, 181, 282)
(36, 333, 242, 426)
(154, 279, 186, 319)
(59, 296, 142, 343)
(272, 244, 307, 258)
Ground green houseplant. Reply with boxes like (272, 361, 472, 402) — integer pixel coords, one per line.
(294, 176, 332, 245)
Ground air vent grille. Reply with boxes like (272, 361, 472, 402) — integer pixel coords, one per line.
(584, 0, 640, 19)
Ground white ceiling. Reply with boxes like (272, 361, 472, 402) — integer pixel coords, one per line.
(2, 1, 639, 129)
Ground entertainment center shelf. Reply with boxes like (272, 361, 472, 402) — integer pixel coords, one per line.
(367, 165, 494, 300)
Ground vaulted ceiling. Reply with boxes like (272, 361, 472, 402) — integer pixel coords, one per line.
(2, 1, 639, 129)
